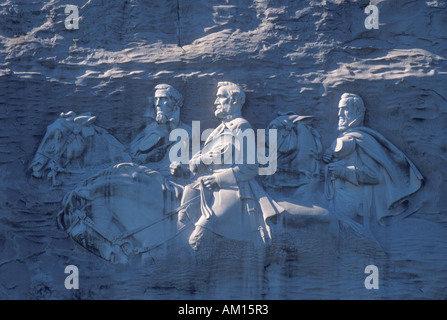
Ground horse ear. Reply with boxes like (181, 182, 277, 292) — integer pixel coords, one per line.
(78, 116, 97, 137)
(277, 111, 297, 117)
(292, 115, 313, 124)
(72, 115, 96, 137)
(60, 111, 76, 119)
(73, 115, 96, 126)
(85, 116, 97, 126)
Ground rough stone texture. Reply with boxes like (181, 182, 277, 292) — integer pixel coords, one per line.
(1, 0, 447, 299)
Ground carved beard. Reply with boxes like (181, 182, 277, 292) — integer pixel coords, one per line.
(215, 103, 234, 119)
(156, 112, 169, 124)
(156, 108, 181, 127)
(338, 115, 362, 132)
(215, 108, 226, 119)
(338, 117, 349, 131)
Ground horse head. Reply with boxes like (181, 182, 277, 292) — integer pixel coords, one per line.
(263, 111, 322, 189)
(30, 111, 97, 181)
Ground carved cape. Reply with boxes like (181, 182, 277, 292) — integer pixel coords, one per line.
(328, 126, 423, 225)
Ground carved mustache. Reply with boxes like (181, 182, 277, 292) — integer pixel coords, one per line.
(156, 112, 169, 124)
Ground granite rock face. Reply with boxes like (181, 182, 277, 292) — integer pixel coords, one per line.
(1, 0, 447, 299)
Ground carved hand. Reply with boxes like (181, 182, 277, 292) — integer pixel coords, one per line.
(327, 163, 345, 179)
(322, 150, 334, 163)
(170, 161, 187, 178)
(202, 175, 219, 190)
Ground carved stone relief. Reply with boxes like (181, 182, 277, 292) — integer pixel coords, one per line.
(38, 84, 426, 267)
(3, 0, 447, 301)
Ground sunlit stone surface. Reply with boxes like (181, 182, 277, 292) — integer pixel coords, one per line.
(1, 0, 447, 299)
